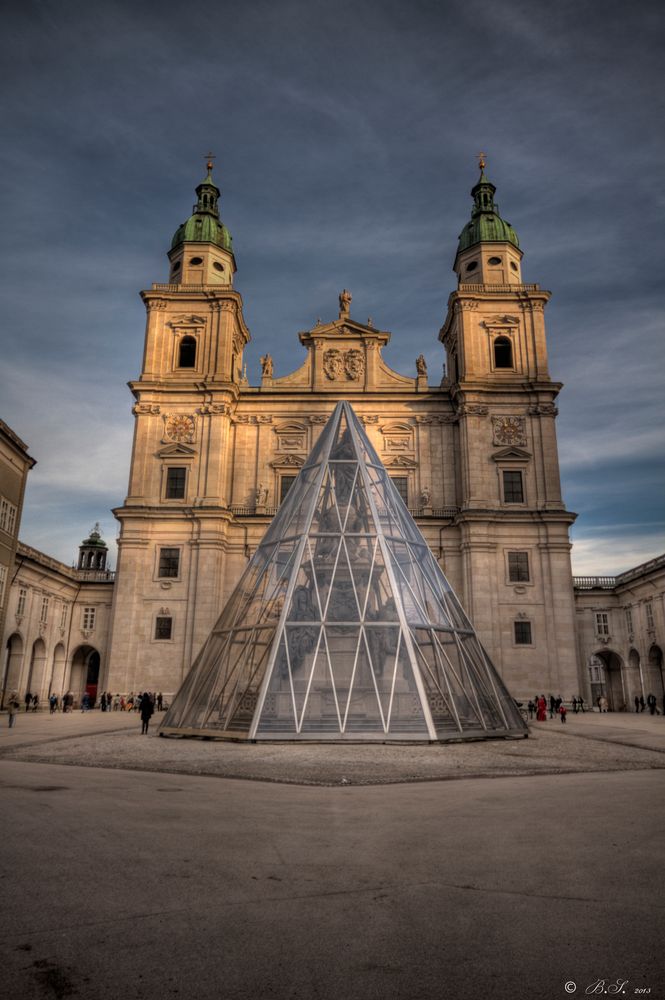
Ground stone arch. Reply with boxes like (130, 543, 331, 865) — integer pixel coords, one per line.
(647, 645, 664, 698)
(27, 638, 47, 700)
(2, 633, 24, 708)
(592, 649, 626, 711)
(69, 645, 101, 706)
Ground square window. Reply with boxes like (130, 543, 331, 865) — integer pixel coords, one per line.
(158, 547, 180, 578)
(279, 476, 297, 504)
(503, 470, 524, 504)
(508, 551, 530, 583)
(390, 476, 409, 506)
(155, 616, 173, 640)
(165, 467, 186, 500)
(514, 620, 532, 644)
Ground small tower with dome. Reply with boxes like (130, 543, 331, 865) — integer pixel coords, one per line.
(77, 523, 108, 571)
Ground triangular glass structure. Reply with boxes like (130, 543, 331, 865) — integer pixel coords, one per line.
(161, 402, 527, 741)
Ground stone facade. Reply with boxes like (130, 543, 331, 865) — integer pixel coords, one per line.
(102, 166, 581, 702)
(0, 420, 35, 656)
(1, 541, 114, 706)
(574, 556, 665, 710)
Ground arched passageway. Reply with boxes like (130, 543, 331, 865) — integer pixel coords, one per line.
(646, 645, 664, 702)
(27, 639, 47, 700)
(69, 646, 101, 706)
(2, 634, 24, 708)
(590, 650, 626, 711)
(50, 644, 66, 697)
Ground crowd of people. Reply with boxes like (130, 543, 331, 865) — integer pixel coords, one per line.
(4, 689, 165, 732)
(526, 694, 580, 723)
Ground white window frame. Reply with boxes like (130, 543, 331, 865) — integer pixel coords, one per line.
(645, 602, 655, 630)
(595, 612, 610, 636)
(17, 587, 27, 617)
(40, 596, 49, 624)
(0, 565, 6, 609)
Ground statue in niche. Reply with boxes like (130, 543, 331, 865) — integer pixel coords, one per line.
(332, 461, 356, 506)
(339, 289, 352, 316)
(365, 598, 398, 678)
(315, 504, 341, 559)
(255, 483, 268, 506)
(416, 354, 427, 376)
(286, 581, 317, 674)
(260, 354, 273, 378)
(420, 485, 431, 508)
(330, 428, 354, 460)
(327, 578, 357, 621)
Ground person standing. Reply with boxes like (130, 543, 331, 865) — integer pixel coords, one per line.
(536, 695, 547, 722)
(140, 693, 154, 735)
(559, 703, 567, 723)
(572, 696, 578, 714)
(647, 693, 657, 715)
(7, 692, 20, 728)
(24, 691, 32, 712)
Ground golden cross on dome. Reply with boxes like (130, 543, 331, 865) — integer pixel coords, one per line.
(204, 151, 216, 173)
(477, 151, 487, 171)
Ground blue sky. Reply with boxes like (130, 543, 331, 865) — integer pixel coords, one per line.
(1, 0, 663, 574)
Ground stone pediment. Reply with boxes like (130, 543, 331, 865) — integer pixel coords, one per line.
(157, 443, 197, 458)
(270, 454, 305, 468)
(384, 455, 418, 469)
(491, 446, 531, 461)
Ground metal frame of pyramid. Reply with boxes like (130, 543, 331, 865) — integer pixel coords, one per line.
(160, 402, 527, 742)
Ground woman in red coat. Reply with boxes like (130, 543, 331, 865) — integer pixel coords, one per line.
(536, 695, 547, 722)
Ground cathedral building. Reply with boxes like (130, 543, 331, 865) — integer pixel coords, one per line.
(103, 159, 580, 701)
(3, 163, 662, 711)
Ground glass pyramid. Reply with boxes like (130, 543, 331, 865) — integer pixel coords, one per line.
(160, 402, 527, 741)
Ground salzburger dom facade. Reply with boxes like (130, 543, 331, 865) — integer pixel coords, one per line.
(2, 163, 663, 710)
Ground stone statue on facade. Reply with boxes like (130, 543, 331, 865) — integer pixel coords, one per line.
(419, 485, 431, 508)
(255, 483, 268, 507)
(339, 289, 352, 317)
(416, 354, 427, 376)
(260, 354, 273, 378)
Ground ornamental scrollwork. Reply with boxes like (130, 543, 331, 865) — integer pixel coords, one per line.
(323, 349, 344, 381)
(133, 403, 161, 415)
(345, 349, 365, 380)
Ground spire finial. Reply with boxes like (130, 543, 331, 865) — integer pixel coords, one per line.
(477, 151, 486, 172)
(204, 151, 216, 174)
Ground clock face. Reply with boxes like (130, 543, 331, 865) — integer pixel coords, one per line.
(166, 414, 195, 443)
(493, 416, 525, 446)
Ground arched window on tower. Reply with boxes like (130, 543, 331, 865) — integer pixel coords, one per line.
(493, 336, 513, 369)
(178, 336, 197, 369)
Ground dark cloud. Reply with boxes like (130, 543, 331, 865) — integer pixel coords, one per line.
(2, 0, 663, 572)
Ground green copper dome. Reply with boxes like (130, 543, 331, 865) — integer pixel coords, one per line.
(171, 168, 234, 252)
(457, 168, 519, 254)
